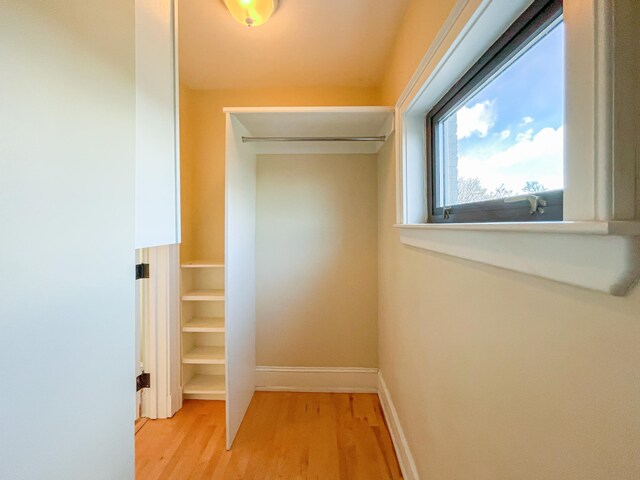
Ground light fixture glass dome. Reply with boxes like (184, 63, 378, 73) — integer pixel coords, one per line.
(223, 0, 278, 27)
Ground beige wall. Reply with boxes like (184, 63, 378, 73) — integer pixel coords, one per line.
(378, 136, 640, 479)
(377, 1, 640, 478)
(379, 0, 457, 105)
(179, 86, 380, 263)
(180, 1, 640, 475)
(179, 84, 197, 260)
(255, 154, 378, 367)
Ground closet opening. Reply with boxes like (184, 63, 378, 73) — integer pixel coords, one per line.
(136, 106, 394, 461)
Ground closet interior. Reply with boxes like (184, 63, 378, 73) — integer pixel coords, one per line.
(218, 106, 394, 447)
(132, 0, 395, 451)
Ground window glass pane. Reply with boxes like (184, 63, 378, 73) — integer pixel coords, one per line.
(436, 20, 564, 207)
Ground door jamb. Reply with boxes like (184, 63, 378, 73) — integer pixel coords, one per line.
(140, 244, 182, 419)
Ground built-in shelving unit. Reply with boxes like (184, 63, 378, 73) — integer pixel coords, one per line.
(181, 261, 226, 401)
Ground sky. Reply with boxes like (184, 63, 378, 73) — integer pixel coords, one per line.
(446, 20, 564, 201)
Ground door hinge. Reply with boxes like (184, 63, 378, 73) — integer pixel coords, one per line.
(136, 372, 151, 391)
(136, 263, 150, 280)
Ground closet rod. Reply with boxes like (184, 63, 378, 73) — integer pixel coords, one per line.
(241, 136, 386, 143)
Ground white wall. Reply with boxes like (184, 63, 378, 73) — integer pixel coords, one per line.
(256, 154, 378, 367)
(225, 115, 257, 447)
(0, 1, 136, 478)
(377, 133, 640, 479)
(376, 1, 640, 477)
(135, 0, 181, 249)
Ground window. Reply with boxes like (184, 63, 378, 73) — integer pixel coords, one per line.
(396, 0, 640, 294)
(426, 0, 563, 223)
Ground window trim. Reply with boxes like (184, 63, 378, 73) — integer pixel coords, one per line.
(425, 0, 563, 223)
(391, 0, 640, 295)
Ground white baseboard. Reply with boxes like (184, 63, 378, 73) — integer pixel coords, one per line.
(378, 373, 419, 480)
(255, 366, 378, 393)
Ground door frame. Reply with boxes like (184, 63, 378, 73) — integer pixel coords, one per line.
(139, 244, 182, 419)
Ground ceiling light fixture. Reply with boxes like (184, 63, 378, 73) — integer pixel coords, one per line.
(223, 0, 278, 27)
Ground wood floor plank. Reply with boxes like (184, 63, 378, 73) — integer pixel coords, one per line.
(135, 417, 150, 434)
(136, 392, 403, 480)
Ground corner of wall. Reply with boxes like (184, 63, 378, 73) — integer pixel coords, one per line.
(377, 372, 420, 480)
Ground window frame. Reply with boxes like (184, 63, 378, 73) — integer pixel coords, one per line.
(392, 0, 640, 295)
(425, 0, 564, 224)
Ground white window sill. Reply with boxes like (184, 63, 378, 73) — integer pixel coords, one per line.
(395, 221, 640, 236)
(395, 221, 640, 296)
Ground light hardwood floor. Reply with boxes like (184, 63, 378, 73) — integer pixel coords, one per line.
(135, 392, 403, 479)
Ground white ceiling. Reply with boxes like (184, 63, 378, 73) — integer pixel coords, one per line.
(179, 0, 411, 90)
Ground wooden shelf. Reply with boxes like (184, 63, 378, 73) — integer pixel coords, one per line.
(182, 317, 225, 333)
(183, 374, 226, 395)
(182, 346, 225, 364)
(182, 289, 225, 301)
(181, 260, 225, 269)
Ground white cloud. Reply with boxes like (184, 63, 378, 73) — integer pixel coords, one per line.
(500, 129, 511, 139)
(457, 126, 564, 192)
(521, 116, 534, 125)
(456, 100, 496, 139)
(515, 128, 533, 142)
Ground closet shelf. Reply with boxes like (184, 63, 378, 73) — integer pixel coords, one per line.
(182, 346, 225, 364)
(181, 289, 225, 301)
(180, 258, 227, 402)
(223, 107, 394, 154)
(181, 260, 225, 269)
(183, 375, 226, 395)
(182, 317, 225, 333)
